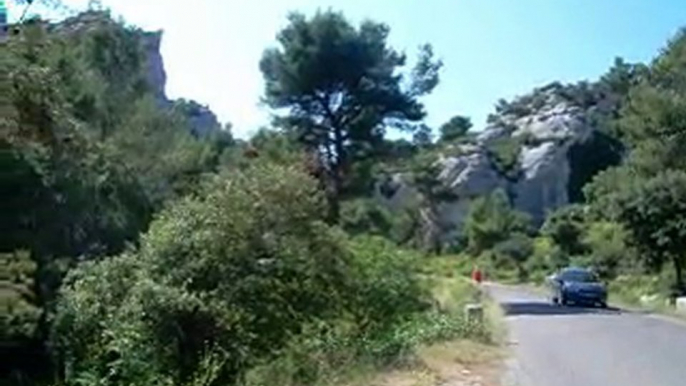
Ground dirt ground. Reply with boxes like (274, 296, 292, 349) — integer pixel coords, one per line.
(362, 340, 506, 386)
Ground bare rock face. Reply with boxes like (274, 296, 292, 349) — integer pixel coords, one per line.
(140, 30, 167, 103)
(437, 145, 505, 197)
(377, 83, 600, 238)
(509, 96, 593, 222)
(137, 27, 221, 137)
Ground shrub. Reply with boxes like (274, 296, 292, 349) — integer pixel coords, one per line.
(493, 233, 534, 281)
(52, 163, 351, 385)
(344, 236, 429, 330)
(524, 236, 566, 282)
(464, 189, 532, 255)
(580, 221, 636, 279)
(340, 199, 394, 238)
(540, 205, 588, 256)
(52, 163, 452, 386)
(242, 270, 488, 386)
(609, 275, 662, 304)
(486, 135, 528, 180)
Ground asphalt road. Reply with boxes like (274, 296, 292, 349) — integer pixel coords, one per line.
(487, 284, 686, 386)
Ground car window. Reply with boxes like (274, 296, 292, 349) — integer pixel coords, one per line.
(560, 270, 597, 283)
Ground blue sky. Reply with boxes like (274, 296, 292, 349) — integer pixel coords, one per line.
(8, 0, 686, 138)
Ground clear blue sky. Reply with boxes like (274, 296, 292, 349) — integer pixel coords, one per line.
(9, 0, 686, 138)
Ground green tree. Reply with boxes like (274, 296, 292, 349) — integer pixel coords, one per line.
(340, 198, 393, 237)
(540, 205, 588, 256)
(409, 152, 456, 253)
(1, 250, 46, 383)
(464, 189, 532, 255)
(613, 170, 686, 293)
(486, 135, 526, 180)
(493, 233, 533, 281)
(438, 115, 471, 142)
(260, 10, 442, 222)
(412, 124, 434, 148)
(580, 221, 636, 279)
(248, 127, 304, 166)
(2, 13, 230, 382)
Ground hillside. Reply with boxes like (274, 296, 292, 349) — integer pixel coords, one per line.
(375, 79, 627, 244)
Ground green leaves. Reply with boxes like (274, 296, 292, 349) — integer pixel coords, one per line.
(260, 10, 441, 221)
(50, 159, 441, 385)
(0, 251, 41, 343)
(408, 44, 443, 98)
(438, 115, 472, 143)
(581, 29, 686, 292)
(464, 189, 532, 255)
(540, 205, 588, 256)
(53, 163, 347, 384)
(2, 13, 236, 382)
(612, 171, 686, 285)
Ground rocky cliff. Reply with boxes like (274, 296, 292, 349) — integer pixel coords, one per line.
(49, 11, 221, 137)
(376, 82, 620, 240)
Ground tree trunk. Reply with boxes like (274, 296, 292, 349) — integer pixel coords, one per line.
(327, 188, 340, 224)
(674, 255, 684, 295)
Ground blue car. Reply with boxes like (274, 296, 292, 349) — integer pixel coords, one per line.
(547, 267, 608, 308)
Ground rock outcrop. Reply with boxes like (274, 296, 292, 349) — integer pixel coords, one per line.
(376, 83, 608, 240)
(49, 11, 220, 137)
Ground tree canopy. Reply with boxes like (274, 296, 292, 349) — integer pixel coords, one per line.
(260, 10, 442, 221)
(438, 115, 471, 142)
(464, 190, 532, 255)
(612, 171, 686, 290)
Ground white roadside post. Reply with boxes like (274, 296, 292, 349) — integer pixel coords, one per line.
(676, 297, 686, 315)
(464, 269, 484, 323)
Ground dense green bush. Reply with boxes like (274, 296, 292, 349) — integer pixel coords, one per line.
(577, 221, 636, 279)
(540, 205, 588, 256)
(340, 199, 394, 238)
(485, 136, 525, 179)
(2, 16, 233, 381)
(438, 115, 472, 143)
(344, 236, 428, 330)
(52, 162, 347, 385)
(51, 163, 456, 386)
(242, 268, 488, 386)
(464, 190, 532, 255)
(493, 233, 534, 281)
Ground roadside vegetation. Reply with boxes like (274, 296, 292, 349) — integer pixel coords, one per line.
(2, 6, 500, 386)
(7, 1, 686, 385)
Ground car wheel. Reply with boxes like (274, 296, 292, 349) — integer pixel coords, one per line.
(552, 295, 559, 305)
(560, 294, 568, 306)
(598, 301, 608, 308)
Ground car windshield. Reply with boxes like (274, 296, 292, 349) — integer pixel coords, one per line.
(560, 270, 598, 283)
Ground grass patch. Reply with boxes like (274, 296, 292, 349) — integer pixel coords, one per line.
(421, 253, 525, 285)
(606, 274, 686, 322)
(482, 295, 509, 345)
(418, 339, 504, 368)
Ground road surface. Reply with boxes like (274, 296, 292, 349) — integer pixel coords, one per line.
(487, 284, 686, 386)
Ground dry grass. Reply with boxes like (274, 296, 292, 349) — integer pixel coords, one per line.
(353, 339, 505, 386)
(419, 339, 505, 369)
